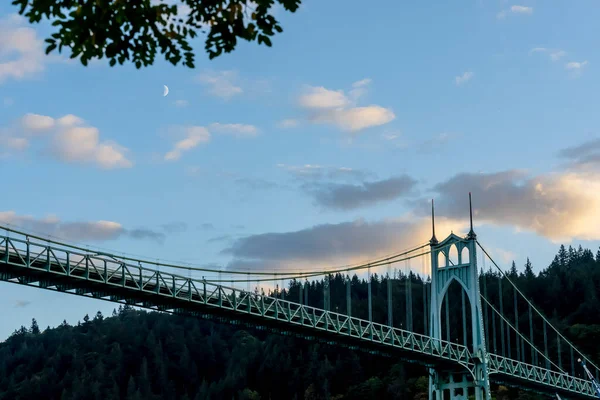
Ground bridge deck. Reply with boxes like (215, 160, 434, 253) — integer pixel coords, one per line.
(0, 234, 596, 398)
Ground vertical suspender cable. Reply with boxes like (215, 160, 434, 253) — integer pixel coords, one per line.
(514, 287, 520, 361)
(557, 334, 563, 369)
(368, 266, 372, 322)
(422, 250, 428, 335)
(529, 304, 534, 364)
(304, 279, 308, 306)
(461, 289, 467, 346)
(570, 346, 575, 376)
(405, 259, 412, 331)
(387, 263, 393, 327)
(445, 289, 450, 341)
(544, 321, 550, 369)
(499, 276, 506, 356)
(323, 274, 327, 310)
(346, 274, 351, 317)
(483, 255, 490, 352)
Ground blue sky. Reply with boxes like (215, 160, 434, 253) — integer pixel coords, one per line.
(1, 0, 599, 339)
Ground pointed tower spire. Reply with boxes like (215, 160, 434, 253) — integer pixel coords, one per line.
(430, 199, 438, 245)
(467, 192, 477, 240)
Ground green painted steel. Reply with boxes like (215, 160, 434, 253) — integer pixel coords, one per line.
(0, 231, 597, 398)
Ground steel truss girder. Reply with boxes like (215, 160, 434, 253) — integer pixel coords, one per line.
(487, 353, 596, 398)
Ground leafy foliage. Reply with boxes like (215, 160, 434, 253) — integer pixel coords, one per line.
(10, 0, 302, 68)
(0, 243, 599, 399)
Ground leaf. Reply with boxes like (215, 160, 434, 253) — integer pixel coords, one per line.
(13, 0, 302, 68)
(45, 43, 57, 55)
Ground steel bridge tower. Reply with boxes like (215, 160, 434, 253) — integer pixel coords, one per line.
(428, 195, 491, 400)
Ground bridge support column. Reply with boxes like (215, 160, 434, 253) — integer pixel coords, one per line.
(428, 197, 491, 400)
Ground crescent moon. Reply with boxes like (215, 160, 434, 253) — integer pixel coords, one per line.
(163, 85, 169, 97)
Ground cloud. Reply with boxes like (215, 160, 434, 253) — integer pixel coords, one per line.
(550, 51, 567, 62)
(311, 106, 396, 132)
(558, 138, 600, 173)
(52, 125, 132, 169)
(299, 86, 349, 109)
(491, 248, 517, 265)
(161, 221, 188, 233)
(277, 164, 371, 182)
(417, 132, 461, 153)
(174, 99, 189, 107)
(200, 223, 215, 230)
(164, 123, 258, 161)
(303, 175, 418, 210)
(0, 135, 28, 151)
(0, 113, 132, 169)
(277, 119, 299, 129)
(565, 61, 588, 70)
(0, 15, 46, 84)
(128, 228, 166, 242)
(222, 216, 462, 272)
(164, 126, 210, 161)
(510, 5, 533, 14)
(14, 300, 31, 308)
(423, 170, 600, 242)
(298, 80, 395, 132)
(209, 234, 233, 243)
(209, 123, 259, 138)
(0, 211, 164, 243)
(21, 113, 55, 131)
(196, 70, 243, 99)
(455, 71, 473, 86)
(529, 48, 566, 62)
(234, 177, 281, 191)
(497, 5, 533, 19)
(349, 78, 372, 101)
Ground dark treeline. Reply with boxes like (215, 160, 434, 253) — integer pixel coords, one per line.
(0, 244, 599, 399)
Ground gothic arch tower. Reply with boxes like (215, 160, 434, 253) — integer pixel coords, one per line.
(428, 195, 491, 400)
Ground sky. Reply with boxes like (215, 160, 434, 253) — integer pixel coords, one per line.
(0, 0, 599, 340)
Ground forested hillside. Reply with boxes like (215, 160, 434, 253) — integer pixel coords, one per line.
(0, 244, 598, 400)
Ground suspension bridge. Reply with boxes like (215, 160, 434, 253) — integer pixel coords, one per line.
(0, 198, 598, 399)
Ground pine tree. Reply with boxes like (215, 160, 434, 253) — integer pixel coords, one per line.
(510, 261, 518, 277)
(94, 311, 104, 321)
(126, 376, 137, 400)
(558, 245, 568, 266)
(30, 318, 40, 335)
(524, 258, 534, 280)
(83, 314, 90, 324)
(568, 245, 576, 267)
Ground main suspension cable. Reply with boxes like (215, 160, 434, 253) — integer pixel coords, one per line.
(0, 223, 429, 276)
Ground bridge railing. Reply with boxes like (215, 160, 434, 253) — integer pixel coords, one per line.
(0, 233, 474, 371)
(487, 353, 597, 398)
